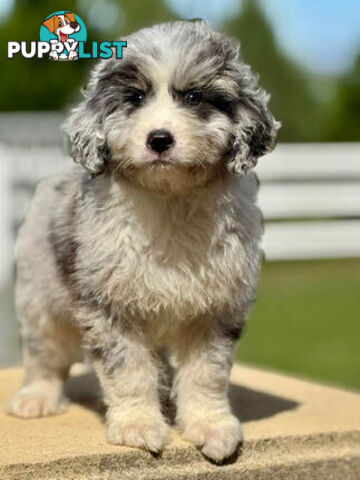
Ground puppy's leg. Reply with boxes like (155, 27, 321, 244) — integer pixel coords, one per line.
(173, 321, 243, 463)
(82, 308, 169, 453)
(7, 314, 79, 418)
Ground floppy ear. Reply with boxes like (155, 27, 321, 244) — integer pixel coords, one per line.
(42, 15, 56, 34)
(227, 64, 280, 175)
(63, 99, 108, 176)
(65, 13, 76, 23)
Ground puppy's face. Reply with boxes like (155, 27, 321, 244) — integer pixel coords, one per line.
(67, 22, 279, 194)
(103, 54, 238, 193)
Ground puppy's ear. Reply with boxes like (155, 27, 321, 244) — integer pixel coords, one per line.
(227, 62, 281, 175)
(65, 13, 76, 23)
(63, 100, 108, 175)
(42, 15, 56, 34)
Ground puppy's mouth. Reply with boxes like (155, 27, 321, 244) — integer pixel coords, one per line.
(149, 158, 174, 167)
(60, 32, 68, 42)
(146, 152, 178, 168)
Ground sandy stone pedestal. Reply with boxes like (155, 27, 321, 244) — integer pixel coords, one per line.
(0, 364, 359, 479)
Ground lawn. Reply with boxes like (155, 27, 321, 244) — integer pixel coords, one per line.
(236, 258, 360, 391)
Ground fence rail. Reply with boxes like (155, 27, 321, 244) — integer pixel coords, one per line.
(255, 142, 360, 260)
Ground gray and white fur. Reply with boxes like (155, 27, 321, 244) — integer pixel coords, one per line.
(7, 21, 279, 463)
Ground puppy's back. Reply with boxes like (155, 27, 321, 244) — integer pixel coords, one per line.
(15, 167, 82, 317)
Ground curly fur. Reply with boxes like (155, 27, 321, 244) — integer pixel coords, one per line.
(7, 21, 279, 463)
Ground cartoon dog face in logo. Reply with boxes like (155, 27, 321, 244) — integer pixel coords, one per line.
(42, 12, 81, 61)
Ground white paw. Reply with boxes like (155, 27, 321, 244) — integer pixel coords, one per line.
(182, 414, 243, 462)
(107, 414, 170, 453)
(6, 385, 68, 418)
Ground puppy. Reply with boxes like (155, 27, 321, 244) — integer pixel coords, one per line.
(7, 21, 279, 462)
(42, 12, 80, 61)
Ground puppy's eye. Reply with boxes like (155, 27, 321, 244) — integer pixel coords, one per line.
(127, 89, 146, 107)
(58, 21, 63, 26)
(186, 90, 203, 106)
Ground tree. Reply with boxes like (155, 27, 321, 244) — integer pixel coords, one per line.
(223, 0, 326, 142)
(326, 54, 360, 141)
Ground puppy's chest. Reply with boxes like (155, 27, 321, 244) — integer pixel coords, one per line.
(80, 203, 247, 319)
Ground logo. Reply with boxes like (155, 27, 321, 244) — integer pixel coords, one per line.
(40, 11, 86, 61)
(7, 10, 127, 61)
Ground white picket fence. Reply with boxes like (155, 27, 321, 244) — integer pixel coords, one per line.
(257, 143, 360, 260)
(0, 113, 359, 287)
(256, 143, 360, 260)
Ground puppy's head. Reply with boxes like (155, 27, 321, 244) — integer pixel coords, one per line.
(43, 13, 80, 39)
(65, 21, 280, 194)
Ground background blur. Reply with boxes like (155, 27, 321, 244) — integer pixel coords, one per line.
(0, 0, 359, 390)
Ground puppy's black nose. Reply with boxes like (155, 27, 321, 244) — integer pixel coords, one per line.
(147, 129, 174, 154)
(70, 21, 78, 29)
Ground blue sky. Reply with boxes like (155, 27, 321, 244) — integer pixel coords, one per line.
(259, 0, 360, 75)
(166, 0, 360, 75)
(1, 0, 360, 75)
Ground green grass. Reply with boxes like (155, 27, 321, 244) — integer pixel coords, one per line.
(236, 258, 360, 391)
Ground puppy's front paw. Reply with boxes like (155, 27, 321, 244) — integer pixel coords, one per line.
(107, 412, 170, 453)
(182, 414, 243, 463)
(6, 384, 68, 418)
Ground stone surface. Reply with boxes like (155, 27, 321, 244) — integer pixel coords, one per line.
(1, 364, 359, 479)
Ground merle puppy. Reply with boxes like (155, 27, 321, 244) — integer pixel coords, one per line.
(7, 21, 279, 462)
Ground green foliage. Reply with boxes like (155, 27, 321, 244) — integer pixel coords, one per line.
(325, 54, 360, 141)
